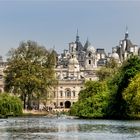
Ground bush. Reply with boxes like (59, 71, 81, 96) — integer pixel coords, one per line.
(0, 93, 23, 118)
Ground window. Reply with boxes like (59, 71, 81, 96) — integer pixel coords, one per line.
(73, 91, 75, 97)
(60, 102, 63, 106)
(66, 89, 71, 97)
(72, 47, 74, 52)
(60, 91, 63, 97)
(89, 60, 91, 64)
(54, 92, 56, 98)
(67, 91, 71, 97)
(88, 53, 91, 57)
(0, 75, 3, 80)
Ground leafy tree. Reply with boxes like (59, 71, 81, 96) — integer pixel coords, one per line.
(4, 40, 57, 110)
(123, 72, 140, 116)
(0, 93, 22, 118)
(70, 81, 109, 118)
(107, 55, 140, 119)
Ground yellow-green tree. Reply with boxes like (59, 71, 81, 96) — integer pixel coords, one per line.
(123, 72, 140, 116)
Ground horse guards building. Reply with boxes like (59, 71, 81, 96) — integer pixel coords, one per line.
(0, 29, 140, 109)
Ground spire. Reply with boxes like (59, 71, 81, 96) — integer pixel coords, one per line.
(84, 37, 91, 50)
(125, 26, 129, 39)
(86, 37, 90, 46)
(76, 28, 79, 42)
(53, 45, 55, 50)
(77, 29, 78, 36)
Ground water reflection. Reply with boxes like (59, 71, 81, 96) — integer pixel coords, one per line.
(0, 117, 140, 140)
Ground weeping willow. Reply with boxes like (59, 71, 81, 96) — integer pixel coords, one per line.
(0, 93, 22, 118)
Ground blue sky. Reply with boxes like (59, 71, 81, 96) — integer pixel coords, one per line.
(0, 0, 140, 60)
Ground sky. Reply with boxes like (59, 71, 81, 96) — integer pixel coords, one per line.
(0, 0, 140, 60)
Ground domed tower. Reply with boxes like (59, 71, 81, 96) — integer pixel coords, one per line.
(68, 54, 80, 79)
(111, 47, 120, 63)
(118, 27, 138, 62)
(84, 39, 97, 70)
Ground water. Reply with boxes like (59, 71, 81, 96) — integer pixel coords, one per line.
(0, 116, 140, 140)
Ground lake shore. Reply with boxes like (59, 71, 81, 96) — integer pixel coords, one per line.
(22, 109, 49, 116)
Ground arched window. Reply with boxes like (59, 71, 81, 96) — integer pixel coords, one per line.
(60, 91, 63, 98)
(65, 89, 71, 97)
(88, 53, 91, 57)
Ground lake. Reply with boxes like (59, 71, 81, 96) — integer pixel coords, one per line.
(0, 116, 140, 140)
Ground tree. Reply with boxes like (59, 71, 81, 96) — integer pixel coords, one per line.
(70, 81, 109, 118)
(0, 93, 22, 118)
(4, 40, 57, 110)
(96, 58, 119, 81)
(107, 55, 140, 119)
(123, 72, 140, 116)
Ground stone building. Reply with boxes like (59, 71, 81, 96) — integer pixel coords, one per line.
(51, 32, 106, 109)
(50, 29, 140, 109)
(112, 28, 139, 62)
(1, 29, 139, 109)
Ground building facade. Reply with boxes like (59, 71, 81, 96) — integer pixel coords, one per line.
(51, 32, 106, 109)
(1, 29, 139, 109)
(111, 28, 140, 62)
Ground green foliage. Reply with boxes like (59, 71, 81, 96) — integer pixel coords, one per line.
(0, 93, 22, 118)
(96, 67, 113, 81)
(123, 72, 140, 116)
(71, 55, 140, 119)
(4, 40, 57, 110)
(70, 81, 109, 118)
(96, 58, 119, 81)
(106, 55, 140, 119)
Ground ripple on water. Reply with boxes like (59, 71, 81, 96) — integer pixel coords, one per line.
(0, 117, 140, 140)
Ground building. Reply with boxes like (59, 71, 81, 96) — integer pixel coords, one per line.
(1, 29, 139, 109)
(112, 28, 139, 62)
(0, 56, 7, 92)
(51, 32, 106, 109)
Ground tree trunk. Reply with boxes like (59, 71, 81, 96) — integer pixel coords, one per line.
(37, 96, 40, 110)
(27, 93, 32, 110)
(23, 94, 26, 109)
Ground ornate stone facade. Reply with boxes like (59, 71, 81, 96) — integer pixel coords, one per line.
(51, 32, 106, 109)
(51, 29, 140, 109)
